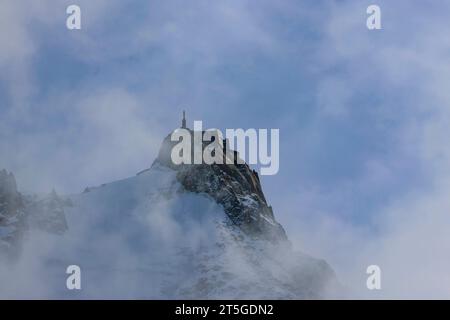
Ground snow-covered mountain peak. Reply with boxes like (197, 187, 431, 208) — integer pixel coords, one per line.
(0, 129, 339, 299)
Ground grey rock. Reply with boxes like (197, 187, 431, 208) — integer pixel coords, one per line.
(153, 131, 288, 242)
(0, 170, 26, 257)
(0, 169, 69, 258)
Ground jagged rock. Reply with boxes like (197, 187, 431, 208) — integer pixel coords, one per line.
(0, 169, 69, 257)
(0, 170, 26, 257)
(24, 190, 69, 235)
(154, 131, 288, 243)
(0, 125, 339, 298)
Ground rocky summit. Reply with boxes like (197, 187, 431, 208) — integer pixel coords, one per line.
(0, 124, 339, 299)
(153, 130, 287, 243)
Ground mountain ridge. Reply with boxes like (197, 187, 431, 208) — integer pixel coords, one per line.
(0, 127, 340, 298)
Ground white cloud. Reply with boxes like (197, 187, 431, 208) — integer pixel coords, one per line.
(2, 0, 450, 298)
(276, 0, 450, 298)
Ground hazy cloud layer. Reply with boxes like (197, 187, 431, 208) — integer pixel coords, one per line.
(1, 0, 450, 298)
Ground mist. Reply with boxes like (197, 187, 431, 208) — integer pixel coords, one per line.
(2, 0, 450, 298)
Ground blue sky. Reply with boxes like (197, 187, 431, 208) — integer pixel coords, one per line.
(2, 0, 450, 297)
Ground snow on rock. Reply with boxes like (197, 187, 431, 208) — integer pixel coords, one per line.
(0, 129, 339, 298)
(154, 131, 288, 243)
(0, 170, 26, 256)
(0, 169, 69, 258)
(24, 191, 69, 235)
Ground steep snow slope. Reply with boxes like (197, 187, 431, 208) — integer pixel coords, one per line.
(0, 163, 337, 298)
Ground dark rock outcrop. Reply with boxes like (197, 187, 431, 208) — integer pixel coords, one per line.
(153, 130, 288, 243)
(0, 170, 26, 256)
(0, 169, 69, 257)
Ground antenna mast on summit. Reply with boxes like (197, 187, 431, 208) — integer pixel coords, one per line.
(182, 110, 187, 129)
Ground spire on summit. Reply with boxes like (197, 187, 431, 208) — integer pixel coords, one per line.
(181, 110, 187, 129)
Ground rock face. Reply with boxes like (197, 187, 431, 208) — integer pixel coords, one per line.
(24, 191, 69, 235)
(154, 131, 288, 243)
(0, 170, 26, 256)
(0, 127, 340, 299)
(0, 170, 69, 257)
(141, 129, 340, 298)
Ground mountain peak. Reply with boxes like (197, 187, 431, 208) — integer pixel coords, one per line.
(0, 129, 339, 298)
(154, 129, 288, 242)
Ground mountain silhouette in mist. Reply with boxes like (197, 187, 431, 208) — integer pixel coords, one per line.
(0, 122, 339, 299)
